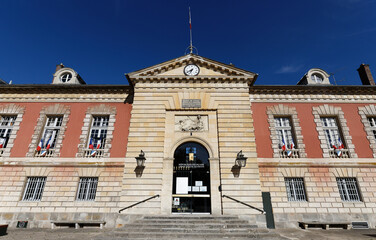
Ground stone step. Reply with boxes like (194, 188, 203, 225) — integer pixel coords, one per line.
(120, 227, 254, 233)
(93, 231, 286, 240)
(143, 216, 239, 220)
(124, 223, 258, 229)
(132, 219, 250, 224)
(101, 215, 278, 240)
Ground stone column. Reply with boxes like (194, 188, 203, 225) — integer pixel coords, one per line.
(160, 157, 174, 214)
(210, 157, 222, 215)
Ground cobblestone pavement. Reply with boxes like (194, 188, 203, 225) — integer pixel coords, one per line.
(0, 228, 376, 240)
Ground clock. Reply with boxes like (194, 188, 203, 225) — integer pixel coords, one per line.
(184, 64, 200, 76)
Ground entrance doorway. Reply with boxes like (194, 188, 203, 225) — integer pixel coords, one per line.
(172, 142, 211, 213)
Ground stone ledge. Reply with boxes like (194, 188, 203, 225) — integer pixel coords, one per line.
(258, 158, 376, 167)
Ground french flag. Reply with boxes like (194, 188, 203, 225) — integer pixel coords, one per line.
(37, 138, 44, 151)
(40, 135, 50, 157)
(0, 137, 5, 148)
(45, 132, 55, 150)
(332, 138, 343, 157)
(89, 138, 99, 157)
(89, 138, 94, 150)
(290, 138, 295, 149)
(281, 139, 287, 151)
(96, 139, 101, 149)
(338, 138, 344, 149)
(335, 148, 342, 157)
(189, 7, 192, 29)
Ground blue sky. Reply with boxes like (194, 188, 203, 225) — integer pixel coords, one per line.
(1, 0, 376, 85)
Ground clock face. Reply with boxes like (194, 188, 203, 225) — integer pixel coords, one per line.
(184, 64, 200, 76)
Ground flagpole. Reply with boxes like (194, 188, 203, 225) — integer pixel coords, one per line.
(189, 7, 193, 54)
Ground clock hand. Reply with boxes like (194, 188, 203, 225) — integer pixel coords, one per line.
(188, 69, 193, 74)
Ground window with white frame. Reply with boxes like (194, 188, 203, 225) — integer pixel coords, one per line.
(76, 177, 98, 201)
(275, 117, 295, 150)
(0, 115, 16, 148)
(22, 177, 46, 201)
(285, 177, 307, 201)
(368, 117, 376, 140)
(321, 117, 344, 149)
(87, 116, 109, 149)
(336, 177, 361, 202)
(39, 116, 63, 149)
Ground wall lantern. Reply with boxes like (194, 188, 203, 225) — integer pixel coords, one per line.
(136, 150, 146, 167)
(235, 150, 247, 168)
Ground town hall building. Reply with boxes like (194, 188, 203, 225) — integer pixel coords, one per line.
(0, 54, 375, 229)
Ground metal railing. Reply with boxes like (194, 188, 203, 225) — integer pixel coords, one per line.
(279, 149, 300, 158)
(223, 195, 265, 214)
(329, 149, 350, 158)
(34, 149, 54, 158)
(119, 194, 160, 213)
(83, 149, 104, 158)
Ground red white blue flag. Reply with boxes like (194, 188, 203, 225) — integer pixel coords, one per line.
(338, 138, 344, 149)
(89, 138, 100, 157)
(37, 138, 44, 151)
(281, 139, 287, 151)
(189, 7, 192, 29)
(0, 137, 5, 148)
(89, 138, 94, 150)
(96, 139, 101, 149)
(332, 137, 344, 157)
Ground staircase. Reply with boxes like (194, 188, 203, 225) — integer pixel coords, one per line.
(93, 215, 288, 240)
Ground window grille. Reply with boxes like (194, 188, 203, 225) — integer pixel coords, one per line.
(0, 115, 17, 148)
(76, 177, 98, 201)
(285, 177, 307, 201)
(40, 116, 63, 149)
(88, 116, 109, 149)
(275, 117, 295, 149)
(336, 177, 361, 202)
(368, 117, 376, 140)
(22, 177, 46, 201)
(321, 117, 344, 149)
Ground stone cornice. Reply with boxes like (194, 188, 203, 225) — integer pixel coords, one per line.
(0, 157, 125, 166)
(0, 84, 132, 93)
(250, 85, 376, 95)
(0, 84, 134, 103)
(130, 75, 252, 82)
(250, 85, 376, 102)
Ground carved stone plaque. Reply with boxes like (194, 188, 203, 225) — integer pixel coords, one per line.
(175, 115, 208, 132)
(182, 99, 201, 108)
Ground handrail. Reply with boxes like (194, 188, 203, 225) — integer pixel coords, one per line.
(118, 194, 160, 213)
(223, 195, 265, 214)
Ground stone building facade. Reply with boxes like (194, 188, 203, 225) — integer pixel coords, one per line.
(0, 54, 375, 229)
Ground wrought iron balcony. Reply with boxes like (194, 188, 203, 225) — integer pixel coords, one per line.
(34, 149, 54, 158)
(83, 149, 104, 158)
(279, 149, 300, 158)
(329, 149, 350, 158)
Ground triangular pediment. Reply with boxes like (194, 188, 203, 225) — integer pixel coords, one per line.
(127, 54, 258, 85)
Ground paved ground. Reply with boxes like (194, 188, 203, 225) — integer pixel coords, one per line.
(0, 228, 376, 240)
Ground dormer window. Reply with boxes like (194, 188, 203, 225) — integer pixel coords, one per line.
(311, 74, 323, 83)
(60, 73, 72, 83)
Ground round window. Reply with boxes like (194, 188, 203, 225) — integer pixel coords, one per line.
(311, 74, 323, 83)
(60, 73, 72, 83)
